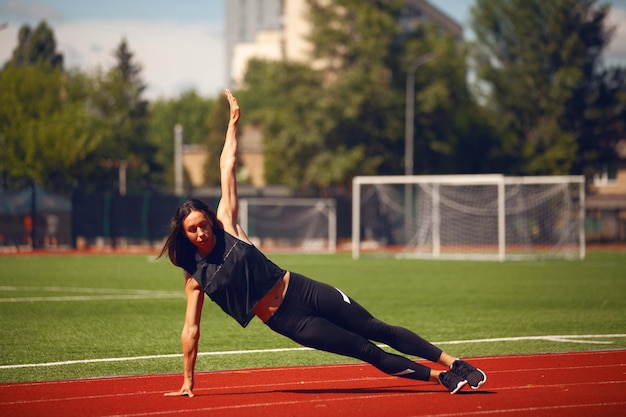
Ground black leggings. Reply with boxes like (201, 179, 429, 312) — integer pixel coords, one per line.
(265, 272, 443, 381)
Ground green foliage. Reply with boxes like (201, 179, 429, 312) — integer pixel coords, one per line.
(572, 66, 626, 176)
(0, 65, 101, 189)
(239, 0, 407, 188)
(4, 21, 63, 69)
(3, 3, 623, 193)
(301, 0, 408, 182)
(307, 0, 403, 71)
(407, 23, 502, 174)
(470, 0, 625, 175)
(241, 59, 359, 187)
(0, 25, 163, 193)
(148, 91, 216, 190)
(240, 0, 500, 187)
(0, 251, 624, 382)
(76, 38, 158, 192)
(0, 21, 101, 191)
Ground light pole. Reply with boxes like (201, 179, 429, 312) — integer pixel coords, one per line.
(174, 124, 183, 196)
(404, 54, 434, 243)
(404, 53, 434, 177)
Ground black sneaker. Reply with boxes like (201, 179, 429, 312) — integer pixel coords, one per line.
(450, 359, 486, 389)
(438, 371, 467, 394)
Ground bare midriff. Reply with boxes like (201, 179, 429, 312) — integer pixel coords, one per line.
(253, 271, 290, 322)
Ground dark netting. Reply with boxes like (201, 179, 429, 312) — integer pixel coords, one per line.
(3, 191, 336, 252)
(148, 195, 186, 242)
(72, 192, 106, 238)
(110, 194, 144, 240)
(0, 188, 72, 249)
(70, 193, 223, 248)
(247, 205, 326, 239)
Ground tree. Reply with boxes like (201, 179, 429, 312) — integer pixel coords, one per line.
(406, 22, 502, 174)
(240, 0, 495, 189)
(0, 22, 99, 192)
(571, 64, 626, 177)
(82, 38, 158, 192)
(0, 66, 101, 190)
(148, 90, 216, 191)
(4, 21, 63, 69)
(303, 0, 406, 183)
(237, 1, 412, 188)
(241, 59, 343, 187)
(470, 0, 625, 175)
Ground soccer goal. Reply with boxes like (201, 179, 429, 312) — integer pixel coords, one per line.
(352, 175, 585, 261)
(239, 198, 336, 253)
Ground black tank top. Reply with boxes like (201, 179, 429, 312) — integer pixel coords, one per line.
(190, 229, 286, 327)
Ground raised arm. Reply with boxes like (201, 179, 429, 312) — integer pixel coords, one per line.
(216, 89, 241, 236)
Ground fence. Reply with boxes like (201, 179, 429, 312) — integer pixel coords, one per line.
(0, 188, 624, 252)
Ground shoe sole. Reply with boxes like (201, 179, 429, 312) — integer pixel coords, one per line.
(450, 379, 467, 394)
(469, 369, 487, 390)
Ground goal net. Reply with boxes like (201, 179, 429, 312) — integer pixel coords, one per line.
(240, 198, 336, 253)
(352, 175, 585, 261)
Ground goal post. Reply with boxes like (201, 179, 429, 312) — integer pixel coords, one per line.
(352, 175, 585, 261)
(240, 198, 337, 253)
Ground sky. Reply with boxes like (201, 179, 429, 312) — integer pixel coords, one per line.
(1, 0, 625, 100)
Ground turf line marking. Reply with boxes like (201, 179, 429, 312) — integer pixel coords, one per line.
(470, 363, 626, 376)
(0, 286, 184, 302)
(0, 294, 184, 302)
(1, 334, 624, 370)
(0, 286, 177, 294)
(0, 348, 313, 369)
(430, 334, 626, 346)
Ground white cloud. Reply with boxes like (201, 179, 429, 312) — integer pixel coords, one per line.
(0, 0, 64, 21)
(1, 25, 21, 63)
(58, 19, 225, 99)
(606, 7, 626, 63)
(0, 19, 226, 100)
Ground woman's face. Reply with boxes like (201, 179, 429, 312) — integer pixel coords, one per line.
(183, 210, 215, 256)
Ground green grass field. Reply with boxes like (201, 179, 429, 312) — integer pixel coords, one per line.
(1, 250, 625, 383)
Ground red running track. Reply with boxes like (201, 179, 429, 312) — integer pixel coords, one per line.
(1, 350, 625, 417)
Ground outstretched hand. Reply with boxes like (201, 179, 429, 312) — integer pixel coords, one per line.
(225, 88, 240, 124)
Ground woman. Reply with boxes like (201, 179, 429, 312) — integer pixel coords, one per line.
(160, 89, 486, 397)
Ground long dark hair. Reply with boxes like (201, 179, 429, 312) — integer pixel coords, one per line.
(159, 199, 222, 272)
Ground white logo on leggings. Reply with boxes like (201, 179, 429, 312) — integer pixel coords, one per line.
(335, 288, 350, 304)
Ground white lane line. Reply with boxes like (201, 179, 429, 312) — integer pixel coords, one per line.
(101, 400, 626, 417)
(415, 402, 626, 417)
(0, 334, 624, 370)
(2, 370, 625, 406)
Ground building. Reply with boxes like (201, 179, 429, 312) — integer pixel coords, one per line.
(586, 139, 626, 242)
(227, 0, 463, 86)
(181, 144, 208, 188)
(225, 0, 283, 88)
